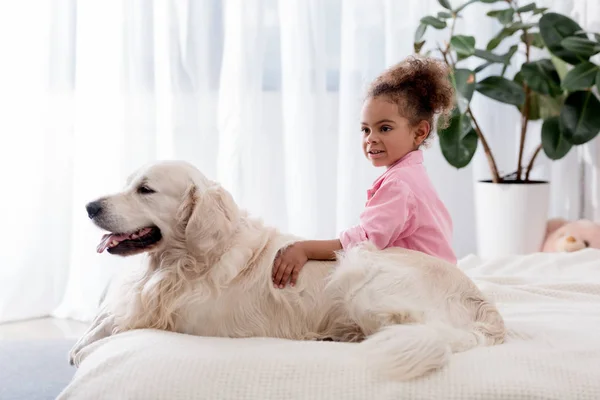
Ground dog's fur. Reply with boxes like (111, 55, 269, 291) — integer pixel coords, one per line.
(70, 160, 505, 380)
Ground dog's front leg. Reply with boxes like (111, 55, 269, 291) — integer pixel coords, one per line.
(68, 309, 115, 367)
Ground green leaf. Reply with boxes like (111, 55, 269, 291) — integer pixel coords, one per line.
(538, 94, 564, 119)
(595, 33, 600, 42)
(473, 49, 506, 63)
(438, 108, 478, 169)
(454, 0, 504, 12)
(520, 59, 562, 96)
(438, 0, 452, 10)
(414, 41, 426, 53)
(476, 76, 526, 106)
(487, 9, 515, 25)
(560, 37, 600, 58)
(474, 45, 518, 74)
(474, 61, 493, 73)
(505, 45, 518, 63)
(488, 27, 516, 50)
(489, 23, 538, 51)
(521, 32, 545, 48)
(542, 116, 572, 160)
(486, 35, 504, 52)
(514, 72, 558, 120)
(454, 0, 479, 13)
(514, 74, 541, 120)
(517, 3, 537, 12)
(561, 62, 600, 91)
(451, 35, 476, 57)
(501, 45, 518, 76)
(453, 69, 476, 111)
(560, 91, 600, 145)
(533, 7, 548, 15)
(456, 52, 471, 62)
(415, 23, 427, 43)
(539, 12, 589, 64)
(509, 22, 537, 31)
(551, 55, 569, 80)
(437, 11, 453, 19)
(420, 16, 447, 29)
(597, 69, 600, 96)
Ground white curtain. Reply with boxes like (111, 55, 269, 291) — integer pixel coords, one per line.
(0, 0, 597, 324)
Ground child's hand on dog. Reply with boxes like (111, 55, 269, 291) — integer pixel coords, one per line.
(272, 243, 308, 288)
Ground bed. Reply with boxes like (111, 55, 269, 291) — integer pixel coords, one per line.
(57, 250, 600, 399)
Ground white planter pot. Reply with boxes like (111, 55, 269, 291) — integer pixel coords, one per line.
(474, 180, 550, 259)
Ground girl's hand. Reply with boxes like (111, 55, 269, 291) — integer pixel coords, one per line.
(272, 242, 308, 288)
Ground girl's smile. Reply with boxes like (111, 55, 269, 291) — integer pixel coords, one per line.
(361, 97, 429, 168)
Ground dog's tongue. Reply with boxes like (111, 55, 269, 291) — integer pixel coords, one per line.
(97, 233, 131, 253)
(96, 227, 153, 253)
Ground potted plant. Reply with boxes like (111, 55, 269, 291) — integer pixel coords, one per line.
(414, 0, 600, 258)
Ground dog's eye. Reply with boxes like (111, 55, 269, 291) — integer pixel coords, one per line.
(584, 240, 590, 247)
(137, 186, 155, 195)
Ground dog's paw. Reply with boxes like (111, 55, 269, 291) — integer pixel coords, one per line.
(68, 337, 90, 367)
(302, 332, 327, 341)
(68, 346, 80, 367)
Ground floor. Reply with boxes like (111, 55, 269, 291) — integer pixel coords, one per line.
(0, 317, 88, 340)
(0, 318, 85, 399)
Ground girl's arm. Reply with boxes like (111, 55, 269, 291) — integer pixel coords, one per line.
(300, 239, 343, 261)
(273, 180, 417, 288)
(272, 239, 342, 288)
(340, 180, 416, 250)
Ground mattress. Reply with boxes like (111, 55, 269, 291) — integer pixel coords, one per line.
(57, 250, 600, 399)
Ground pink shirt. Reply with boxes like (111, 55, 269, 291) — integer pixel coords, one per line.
(339, 150, 457, 264)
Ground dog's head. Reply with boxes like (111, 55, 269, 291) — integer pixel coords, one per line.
(86, 160, 240, 258)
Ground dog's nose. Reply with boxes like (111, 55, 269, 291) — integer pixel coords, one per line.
(86, 201, 103, 219)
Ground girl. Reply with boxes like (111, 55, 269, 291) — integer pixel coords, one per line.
(272, 56, 457, 288)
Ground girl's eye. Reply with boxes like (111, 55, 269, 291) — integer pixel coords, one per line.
(361, 127, 370, 135)
(381, 125, 392, 132)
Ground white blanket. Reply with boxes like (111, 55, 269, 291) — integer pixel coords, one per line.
(58, 250, 600, 400)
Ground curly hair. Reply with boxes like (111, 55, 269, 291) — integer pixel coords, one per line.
(366, 55, 455, 147)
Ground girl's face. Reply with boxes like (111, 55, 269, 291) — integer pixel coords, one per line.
(360, 96, 429, 168)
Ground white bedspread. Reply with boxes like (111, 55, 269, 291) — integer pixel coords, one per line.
(58, 250, 600, 400)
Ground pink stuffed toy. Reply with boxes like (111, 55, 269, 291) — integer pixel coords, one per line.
(541, 218, 600, 252)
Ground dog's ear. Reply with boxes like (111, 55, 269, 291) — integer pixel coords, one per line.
(177, 183, 240, 259)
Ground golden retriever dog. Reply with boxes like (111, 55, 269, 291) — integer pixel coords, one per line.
(69, 160, 505, 380)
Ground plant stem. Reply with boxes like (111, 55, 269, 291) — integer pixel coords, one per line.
(445, 15, 458, 68)
(517, 86, 531, 180)
(467, 108, 502, 183)
(525, 143, 542, 181)
(439, 16, 501, 184)
(513, 1, 531, 181)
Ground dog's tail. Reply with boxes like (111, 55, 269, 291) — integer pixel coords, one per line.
(472, 299, 506, 346)
(359, 323, 450, 381)
(359, 323, 468, 381)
